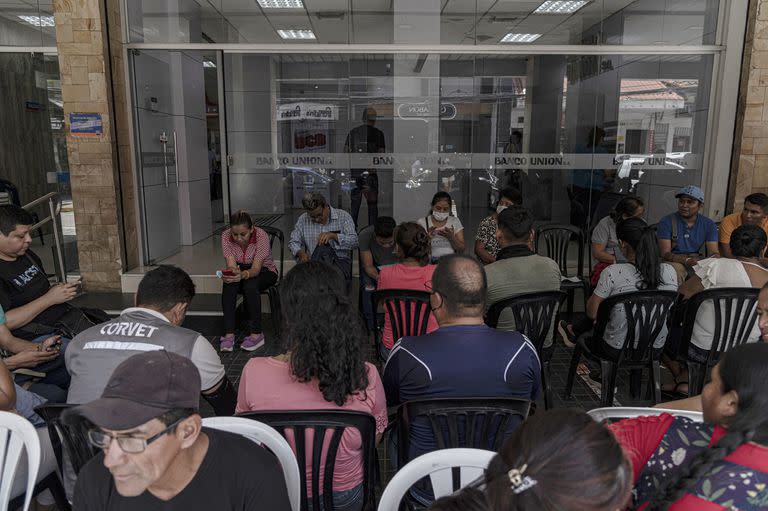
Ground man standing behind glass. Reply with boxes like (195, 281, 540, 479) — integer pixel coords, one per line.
(344, 106, 386, 228)
(289, 192, 358, 286)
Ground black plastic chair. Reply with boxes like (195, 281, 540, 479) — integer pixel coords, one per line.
(395, 397, 531, 469)
(678, 287, 761, 395)
(34, 404, 99, 478)
(486, 290, 567, 410)
(238, 410, 377, 511)
(372, 289, 432, 360)
(564, 290, 678, 407)
(257, 226, 284, 337)
(535, 224, 590, 317)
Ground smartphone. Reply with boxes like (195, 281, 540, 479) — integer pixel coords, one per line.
(221, 269, 235, 276)
(46, 337, 62, 352)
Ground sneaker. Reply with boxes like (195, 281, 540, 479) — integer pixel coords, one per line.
(220, 334, 235, 352)
(557, 320, 576, 348)
(241, 333, 265, 352)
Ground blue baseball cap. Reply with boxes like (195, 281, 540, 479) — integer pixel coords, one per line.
(675, 185, 705, 203)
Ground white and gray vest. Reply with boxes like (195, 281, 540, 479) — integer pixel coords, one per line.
(65, 309, 199, 404)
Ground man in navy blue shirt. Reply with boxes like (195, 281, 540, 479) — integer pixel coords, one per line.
(383, 254, 540, 461)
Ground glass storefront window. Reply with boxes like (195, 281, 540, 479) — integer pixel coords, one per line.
(0, 1, 56, 46)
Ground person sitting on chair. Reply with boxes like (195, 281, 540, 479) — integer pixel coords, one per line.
(590, 195, 645, 286)
(219, 210, 278, 352)
(417, 192, 465, 261)
(718, 192, 768, 260)
(359, 216, 398, 330)
(474, 187, 522, 264)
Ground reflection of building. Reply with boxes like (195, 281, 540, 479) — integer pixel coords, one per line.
(0, 1, 762, 292)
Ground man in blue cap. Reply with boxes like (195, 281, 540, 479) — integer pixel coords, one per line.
(657, 185, 720, 282)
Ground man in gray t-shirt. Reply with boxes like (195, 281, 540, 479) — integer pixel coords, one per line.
(359, 217, 398, 328)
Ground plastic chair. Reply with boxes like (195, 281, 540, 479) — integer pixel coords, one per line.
(203, 416, 301, 511)
(587, 406, 704, 423)
(372, 289, 432, 360)
(0, 411, 41, 511)
(262, 226, 285, 337)
(34, 404, 99, 478)
(486, 290, 567, 409)
(535, 224, 590, 317)
(238, 410, 377, 511)
(377, 448, 495, 511)
(564, 290, 678, 407)
(395, 397, 531, 470)
(678, 287, 760, 395)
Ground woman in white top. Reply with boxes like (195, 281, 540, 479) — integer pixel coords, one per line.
(417, 191, 465, 261)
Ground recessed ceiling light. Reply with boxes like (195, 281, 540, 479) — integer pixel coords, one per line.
(534, 1, 589, 14)
(203, 60, 216, 68)
(257, 0, 303, 8)
(277, 29, 316, 40)
(18, 15, 55, 27)
(500, 33, 542, 43)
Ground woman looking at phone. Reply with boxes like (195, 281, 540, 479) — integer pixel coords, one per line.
(417, 192, 465, 261)
(219, 210, 278, 352)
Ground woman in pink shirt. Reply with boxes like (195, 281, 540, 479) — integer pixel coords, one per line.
(377, 222, 439, 353)
(236, 262, 387, 511)
(220, 210, 278, 352)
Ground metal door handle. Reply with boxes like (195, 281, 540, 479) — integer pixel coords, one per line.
(173, 131, 179, 186)
(160, 131, 169, 188)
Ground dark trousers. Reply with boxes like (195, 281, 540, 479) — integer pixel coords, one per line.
(221, 266, 278, 334)
(13, 336, 71, 403)
(350, 169, 378, 228)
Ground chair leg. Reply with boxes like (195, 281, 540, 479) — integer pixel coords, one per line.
(600, 360, 617, 407)
(564, 345, 582, 399)
(566, 289, 575, 319)
(268, 288, 281, 338)
(650, 359, 662, 404)
(46, 473, 71, 511)
(629, 369, 642, 399)
(542, 360, 552, 410)
(687, 360, 707, 396)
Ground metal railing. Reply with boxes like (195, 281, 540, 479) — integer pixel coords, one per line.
(22, 192, 66, 282)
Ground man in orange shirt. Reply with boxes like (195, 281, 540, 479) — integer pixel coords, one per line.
(719, 192, 768, 260)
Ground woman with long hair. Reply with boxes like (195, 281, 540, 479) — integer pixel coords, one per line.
(428, 409, 632, 511)
(558, 217, 678, 356)
(236, 262, 387, 511)
(474, 187, 523, 264)
(611, 342, 768, 510)
(417, 191, 465, 261)
(590, 195, 645, 286)
(219, 210, 278, 352)
(377, 222, 439, 355)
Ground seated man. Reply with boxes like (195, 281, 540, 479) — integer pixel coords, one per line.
(359, 216, 397, 328)
(719, 192, 768, 260)
(383, 255, 540, 461)
(657, 185, 719, 283)
(65, 265, 236, 416)
(485, 206, 561, 353)
(288, 192, 358, 285)
(67, 351, 291, 510)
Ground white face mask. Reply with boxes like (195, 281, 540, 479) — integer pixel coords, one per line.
(496, 204, 508, 214)
(432, 210, 449, 222)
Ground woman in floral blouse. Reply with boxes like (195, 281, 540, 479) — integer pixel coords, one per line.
(609, 342, 768, 510)
(474, 187, 522, 264)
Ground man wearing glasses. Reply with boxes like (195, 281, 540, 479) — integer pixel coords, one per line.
(66, 350, 291, 510)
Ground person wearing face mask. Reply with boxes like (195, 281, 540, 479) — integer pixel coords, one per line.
(417, 192, 465, 261)
(475, 187, 522, 264)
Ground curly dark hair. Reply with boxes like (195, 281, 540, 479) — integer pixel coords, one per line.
(278, 261, 369, 406)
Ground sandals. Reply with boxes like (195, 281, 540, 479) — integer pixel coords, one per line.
(662, 379, 689, 397)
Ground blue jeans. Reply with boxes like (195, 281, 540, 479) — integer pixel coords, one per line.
(307, 484, 363, 511)
(14, 384, 46, 426)
(13, 335, 71, 403)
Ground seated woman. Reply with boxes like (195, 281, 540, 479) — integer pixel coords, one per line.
(376, 222, 439, 354)
(428, 409, 632, 511)
(559, 217, 678, 357)
(417, 192, 465, 261)
(610, 342, 768, 510)
(219, 210, 278, 352)
(236, 261, 387, 511)
(474, 187, 522, 264)
(590, 195, 645, 286)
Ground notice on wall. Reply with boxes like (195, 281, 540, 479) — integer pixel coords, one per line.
(69, 113, 102, 137)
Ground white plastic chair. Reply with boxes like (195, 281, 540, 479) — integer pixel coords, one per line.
(203, 416, 301, 511)
(587, 406, 704, 423)
(0, 411, 41, 511)
(377, 448, 495, 511)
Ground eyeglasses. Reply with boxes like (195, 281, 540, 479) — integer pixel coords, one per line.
(87, 417, 185, 454)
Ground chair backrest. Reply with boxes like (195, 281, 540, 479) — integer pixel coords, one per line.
(34, 404, 99, 478)
(203, 416, 301, 511)
(377, 448, 495, 511)
(238, 410, 377, 511)
(486, 290, 566, 355)
(372, 289, 432, 344)
(680, 287, 761, 366)
(396, 397, 531, 468)
(587, 406, 704, 423)
(263, 225, 285, 282)
(593, 290, 678, 363)
(0, 411, 41, 511)
(535, 223, 585, 277)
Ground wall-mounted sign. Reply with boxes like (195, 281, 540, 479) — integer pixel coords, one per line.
(69, 113, 102, 137)
(277, 103, 338, 121)
(397, 101, 457, 122)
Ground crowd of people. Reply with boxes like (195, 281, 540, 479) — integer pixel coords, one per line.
(1, 180, 767, 510)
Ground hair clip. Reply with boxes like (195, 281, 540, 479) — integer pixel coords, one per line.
(508, 464, 537, 495)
